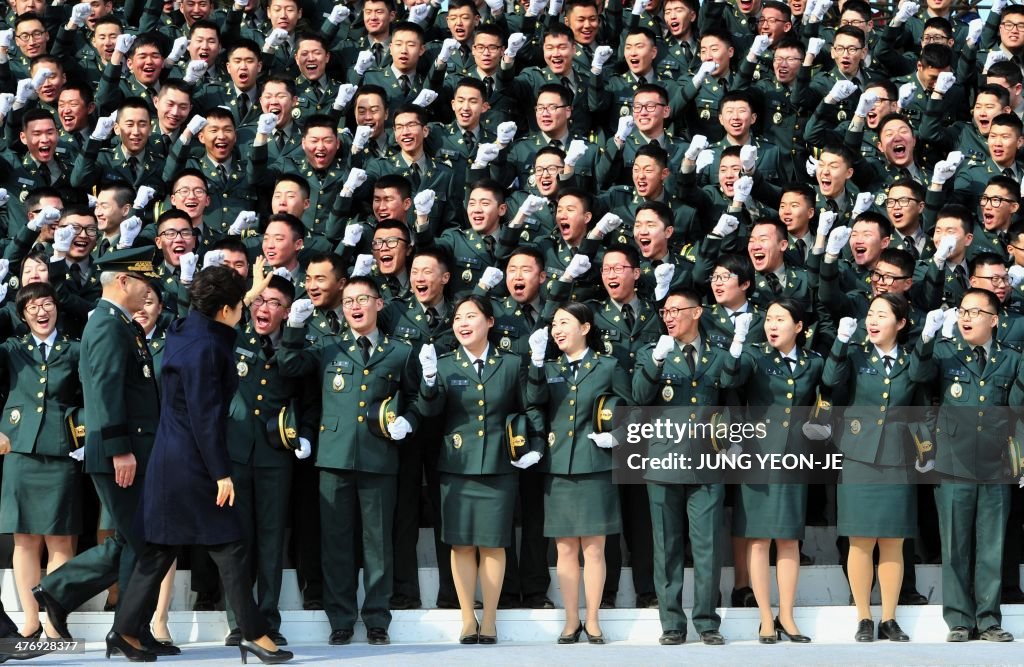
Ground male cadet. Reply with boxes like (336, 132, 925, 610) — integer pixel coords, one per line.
(967, 175, 1019, 262)
(603, 28, 670, 131)
(848, 112, 927, 190)
(332, 0, 397, 71)
(777, 182, 816, 266)
(803, 27, 877, 118)
(436, 25, 517, 132)
(699, 253, 766, 349)
(291, 34, 342, 119)
(146, 79, 194, 157)
(69, 97, 164, 195)
(701, 90, 783, 187)
(809, 143, 866, 229)
(987, 61, 1024, 120)
(887, 178, 934, 258)
(967, 253, 1024, 347)
(890, 44, 967, 127)
(280, 277, 421, 646)
(93, 180, 147, 257)
(0, 107, 67, 225)
(817, 211, 892, 296)
(912, 290, 1022, 643)
(194, 39, 263, 126)
(677, 145, 754, 249)
(916, 204, 974, 309)
(347, 85, 395, 160)
(600, 83, 686, 188)
(631, 200, 697, 301)
(302, 252, 348, 344)
(50, 3, 116, 85)
(166, 19, 225, 88)
(32, 247, 166, 654)
(633, 287, 735, 645)
(951, 114, 1024, 208)
(658, 0, 700, 75)
(806, 78, 898, 161)
(262, 213, 307, 297)
(431, 0, 481, 76)
(683, 29, 737, 141)
(47, 207, 103, 339)
(921, 84, 1011, 168)
(241, 75, 303, 164)
(55, 83, 94, 154)
(365, 218, 413, 304)
(2, 186, 62, 260)
(151, 209, 199, 317)
(8, 54, 65, 127)
(350, 22, 432, 111)
(224, 274, 312, 648)
(3, 13, 48, 80)
(95, 33, 166, 115)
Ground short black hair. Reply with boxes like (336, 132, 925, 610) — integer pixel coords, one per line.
(190, 265, 246, 318)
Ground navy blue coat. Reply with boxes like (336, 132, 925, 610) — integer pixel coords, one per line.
(142, 311, 240, 545)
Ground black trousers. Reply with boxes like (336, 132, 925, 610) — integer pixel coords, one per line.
(113, 540, 269, 641)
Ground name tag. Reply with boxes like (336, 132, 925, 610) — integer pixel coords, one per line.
(765, 367, 784, 376)
(235, 348, 254, 359)
(457, 256, 482, 268)
(395, 326, 421, 340)
(547, 376, 566, 384)
(857, 366, 878, 375)
(945, 367, 969, 380)
(330, 360, 353, 372)
(17, 177, 33, 186)
(450, 378, 469, 386)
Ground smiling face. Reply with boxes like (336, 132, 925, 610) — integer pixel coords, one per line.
(57, 88, 93, 133)
(14, 19, 47, 58)
(355, 92, 387, 139)
(632, 89, 669, 135)
(773, 45, 801, 84)
(198, 116, 236, 162)
(23, 294, 57, 338)
(250, 285, 291, 335)
(663, 0, 695, 37)
(863, 84, 896, 129)
(816, 150, 853, 197)
(272, 179, 309, 217)
(31, 63, 64, 104)
(778, 191, 814, 237)
(717, 154, 742, 198)
(409, 255, 450, 306)
(228, 46, 262, 91)
(601, 251, 639, 302)
(719, 99, 756, 141)
(20, 117, 58, 164)
(304, 259, 345, 310)
(179, 0, 212, 25)
(114, 106, 152, 156)
(632, 155, 668, 199)
(871, 260, 911, 296)
(567, 4, 599, 44)
(451, 84, 489, 130)
(980, 183, 1019, 232)
(259, 81, 297, 128)
(711, 265, 749, 308)
(662, 293, 701, 341)
(85, 0, 113, 29)
(831, 32, 865, 76)
(958, 291, 998, 345)
(849, 219, 890, 267)
(342, 281, 383, 334)
(127, 44, 164, 85)
(169, 175, 210, 223)
(59, 213, 98, 260)
(91, 20, 120, 63)
(363, 0, 394, 37)
(268, 0, 301, 32)
(624, 32, 657, 75)
(296, 38, 329, 82)
(261, 220, 303, 268)
(453, 299, 493, 350)
(372, 187, 411, 223)
(301, 125, 339, 170)
(747, 222, 787, 273)
(864, 297, 904, 347)
(633, 209, 672, 259)
(551, 307, 589, 355)
(94, 189, 130, 234)
(466, 187, 506, 235)
(188, 26, 220, 63)
(973, 92, 1009, 136)
(156, 87, 192, 132)
(764, 303, 801, 352)
(132, 286, 161, 334)
(699, 35, 733, 77)
(370, 224, 411, 274)
(543, 32, 574, 75)
(885, 184, 923, 233)
(393, 111, 427, 157)
(555, 194, 591, 246)
(758, 6, 790, 42)
(535, 90, 571, 136)
(20, 256, 48, 285)
(533, 152, 564, 196)
(971, 261, 1012, 303)
(505, 252, 546, 304)
(155, 217, 196, 266)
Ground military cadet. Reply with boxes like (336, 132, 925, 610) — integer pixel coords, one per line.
(2, 187, 62, 265)
(194, 40, 264, 127)
(600, 84, 686, 189)
(805, 79, 898, 161)
(69, 97, 165, 196)
(802, 27, 875, 118)
(301, 252, 347, 344)
(331, 0, 396, 73)
(916, 204, 974, 309)
(825, 296, 922, 642)
(150, 80, 195, 157)
(48, 206, 103, 340)
(150, 209, 199, 320)
(2, 109, 71, 240)
(886, 179, 934, 261)
(911, 290, 1022, 643)
(367, 218, 413, 304)
(279, 277, 422, 647)
(700, 90, 784, 187)
(850, 114, 928, 192)
(162, 169, 220, 256)
(633, 287, 737, 645)
(603, 28, 671, 134)
(723, 298, 821, 644)
(93, 181, 145, 258)
(632, 200, 699, 301)
(968, 176, 1018, 262)
(50, 8, 118, 87)
(54, 83, 94, 155)
(891, 44, 968, 128)
(4, 13, 49, 81)
(7, 55, 66, 132)
(921, 84, 1010, 169)
(95, 32, 166, 116)
(436, 25, 519, 133)
(986, 61, 1024, 121)
(873, 14, 959, 81)
(0, 282, 81, 638)
(818, 212, 892, 297)
(431, 0, 483, 77)
(951, 114, 1024, 209)
(504, 147, 565, 243)
(242, 76, 303, 165)
(261, 213, 307, 298)
(165, 20, 225, 90)
(290, 34, 342, 119)
(525, 302, 632, 644)
(677, 145, 754, 248)
(351, 22, 433, 111)
(700, 253, 766, 349)
(811, 143, 867, 229)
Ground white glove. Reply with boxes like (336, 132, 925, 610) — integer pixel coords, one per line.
(712, 214, 740, 238)
(69, 447, 85, 462)
(333, 83, 357, 111)
(588, 432, 618, 448)
(732, 176, 753, 203)
(806, 154, 819, 177)
(328, 4, 351, 24)
(354, 50, 375, 75)
(915, 458, 935, 473)
(993, 0, 1010, 13)
(294, 437, 312, 459)
(564, 140, 588, 168)
(479, 267, 503, 289)
(684, 135, 708, 161)
(750, 34, 771, 57)
(115, 34, 136, 54)
(933, 234, 957, 264)
(117, 216, 142, 248)
(257, 112, 278, 135)
(527, 0, 548, 15)
(186, 115, 208, 136)
(496, 121, 517, 144)
(341, 168, 367, 197)
(548, 0, 565, 14)
(351, 125, 372, 152)
(1009, 265, 1024, 288)
(740, 145, 758, 172)
(807, 37, 825, 57)
(53, 225, 76, 253)
(854, 90, 878, 117)
(837, 317, 858, 343)
(631, 0, 646, 15)
(179, 252, 198, 283)
(692, 60, 716, 88)
(892, 0, 919, 24)
(0, 30, 12, 51)
(827, 80, 858, 103)
(614, 115, 634, 142)
(228, 211, 258, 235)
(852, 192, 874, 217)
(183, 60, 208, 85)
(0, 283, 7, 303)
(273, 267, 293, 281)
(934, 72, 955, 95)
(562, 254, 591, 280)
(387, 416, 413, 440)
(472, 142, 501, 168)
(921, 308, 945, 340)
(931, 159, 958, 186)
(654, 263, 675, 301)
(28, 206, 60, 232)
(801, 422, 832, 441)
(419, 343, 438, 381)
(408, 3, 431, 25)
(826, 226, 852, 256)
(810, 0, 832, 21)
(652, 334, 675, 364)
(594, 213, 623, 237)
(287, 298, 315, 326)
(591, 45, 614, 73)
(0, 259, 9, 283)
(69, 2, 92, 27)
(984, 50, 1012, 74)
(166, 35, 188, 66)
(438, 38, 460, 63)
(967, 18, 984, 46)
(529, 327, 549, 366)
(897, 82, 915, 109)
(946, 150, 964, 167)
(506, 32, 527, 58)
(0, 94, 13, 117)
(733, 312, 753, 343)
(484, 0, 504, 15)
(695, 150, 715, 173)
(413, 189, 436, 216)
(0, 189, 8, 208)
(201, 250, 226, 269)
(132, 186, 155, 211)
(721, 442, 743, 460)
(412, 89, 438, 107)
(941, 307, 959, 338)
(14, 79, 36, 105)
(352, 254, 375, 277)
(519, 194, 548, 216)
(511, 450, 541, 469)
(816, 211, 837, 241)
(264, 28, 289, 50)
(90, 112, 116, 140)
(342, 224, 363, 247)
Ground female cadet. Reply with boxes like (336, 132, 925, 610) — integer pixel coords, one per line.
(417, 295, 544, 644)
(723, 297, 822, 644)
(526, 302, 632, 645)
(0, 282, 82, 637)
(824, 293, 918, 642)
(0, 253, 51, 339)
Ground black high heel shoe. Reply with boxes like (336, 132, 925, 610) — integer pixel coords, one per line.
(104, 631, 156, 662)
(239, 639, 293, 665)
(459, 622, 479, 644)
(758, 620, 777, 644)
(583, 623, 605, 645)
(774, 617, 811, 643)
(20, 627, 42, 639)
(557, 624, 583, 644)
(478, 625, 497, 645)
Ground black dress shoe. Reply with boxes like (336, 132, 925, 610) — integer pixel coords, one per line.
(192, 591, 219, 612)
(267, 630, 288, 646)
(659, 630, 684, 645)
(635, 593, 659, 609)
(478, 628, 497, 645)
(459, 623, 479, 644)
(557, 624, 582, 644)
(878, 619, 910, 642)
(757, 621, 776, 644)
(599, 596, 615, 609)
(1001, 587, 1024, 604)
(328, 629, 353, 645)
(436, 597, 459, 610)
(389, 594, 422, 610)
(583, 623, 605, 644)
(946, 626, 970, 642)
(497, 595, 520, 609)
(225, 628, 243, 646)
(855, 618, 875, 642)
(105, 631, 156, 662)
(978, 625, 1014, 642)
(366, 627, 390, 645)
(143, 640, 181, 656)
(523, 595, 555, 609)
(302, 599, 324, 611)
(239, 639, 293, 664)
(730, 586, 756, 608)
(898, 590, 928, 605)
(799, 552, 815, 566)
(700, 630, 725, 645)
(31, 587, 70, 640)
(103, 600, 117, 612)
(774, 617, 811, 643)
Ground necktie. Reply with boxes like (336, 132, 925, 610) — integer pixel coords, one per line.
(463, 130, 476, 154)
(372, 42, 384, 67)
(785, 356, 797, 374)
(474, 358, 484, 377)
(622, 303, 635, 330)
(127, 156, 139, 182)
(568, 359, 580, 378)
(975, 346, 986, 375)
(399, 74, 411, 95)
(826, 198, 839, 214)
(560, 76, 574, 95)
(484, 76, 494, 98)
(358, 335, 371, 363)
(69, 263, 82, 287)
(682, 343, 696, 374)
(953, 265, 968, 290)
(39, 342, 47, 363)
(38, 166, 50, 185)
(883, 355, 894, 374)
(99, 238, 111, 256)
(638, 74, 647, 85)
(216, 164, 228, 186)
(903, 236, 919, 260)
(522, 303, 536, 327)
(325, 310, 340, 334)
(484, 235, 495, 255)
(1003, 167, 1016, 179)
(260, 335, 274, 359)
(275, 130, 285, 151)
(765, 272, 783, 295)
(238, 92, 249, 120)
(409, 162, 421, 190)
(795, 238, 807, 259)
(549, 139, 563, 149)
(426, 306, 439, 329)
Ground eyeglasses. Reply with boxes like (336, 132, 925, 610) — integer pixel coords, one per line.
(534, 165, 563, 176)
(831, 45, 864, 55)
(632, 102, 666, 113)
(958, 307, 995, 319)
(157, 228, 195, 239)
(473, 44, 503, 53)
(61, 224, 98, 237)
(757, 16, 788, 24)
(534, 104, 568, 113)
(921, 34, 950, 43)
(1001, 21, 1024, 31)
(24, 301, 55, 315)
(394, 122, 423, 132)
(252, 296, 286, 309)
(342, 294, 379, 308)
(772, 56, 801, 64)
(980, 195, 1015, 208)
(710, 272, 737, 283)
(173, 187, 208, 197)
(15, 30, 46, 42)
(975, 274, 1010, 287)
(370, 237, 406, 250)
(839, 18, 868, 26)
(869, 271, 910, 285)
(884, 196, 921, 207)
(600, 265, 634, 275)
(658, 306, 699, 318)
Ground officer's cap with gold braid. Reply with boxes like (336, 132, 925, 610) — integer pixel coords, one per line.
(95, 246, 159, 278)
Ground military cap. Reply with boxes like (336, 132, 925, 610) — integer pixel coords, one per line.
(367, 393, 403, 441)
(505, 412, 529, 462)
(65, 406, 85, 450)
(593, 394, 624, 434)
(267, 401, 300, 450)
(94, 246, 159, 278)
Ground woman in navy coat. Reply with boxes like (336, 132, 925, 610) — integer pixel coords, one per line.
(105, 267, 293, 665)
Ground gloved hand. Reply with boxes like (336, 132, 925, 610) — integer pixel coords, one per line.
(591, 45, 614, 73)
(933, 234, 957, 264)
(0, 94, 14, 117)
(419, 344, 438, 384)
(408, 3, 431, 24)
(967, 18, 984, 46)
(179, 252, 198, 283)
(479, 267, 503, 290)
(720, 442, 743, 461)
(921, 308, 945, 341)
(732, 176, 753, 203)
(519, 194, 548, 216)
(810, 0, 832, 22)
(931, 158, 959, 186)
(511, 450, 541, 469)
(826, 80, 858, 104)
(472, 142, 501, 168)
(186, 115, 208, 136)
(202, 250, 226, 269)
(825, 226, 852, 256)
(484, 0, 504, 15)
(183, 60, 208, 85)
(333, 83, 357, 111)
(695, 150, 715, 173)
(631, 0, 646, 15)
(257, 112, 278, 135)
(352, 254, 375, 277)
(273, 267, 293, 281)
(354, 50, 376, 75)
(53, 225, 76, 253)
(750, 34, 772, 57)
(69, 2, 92, 27)
(28, 206, 61, 232)
(733, 312, 753, 343)
(852, 191, 874, 217)
(341, 168, 367, 197)
(740, 144, 758, 172)
(654, 263, 675, 301)
(0, 189, 8, 209)
(387, 416, 413, 440)
(0, 30, 12, 51)
(14, 79, 37, 105)
(993, 0, 1010, 14)
(264, 28, 289, 51)
(529, 327, 549, 366)
(506, 32, 527, 58)
(0, 259, 9, 284)
(614, 115, 634, 142)
(593, 212, 623, 237)
(891, 0, 919, 25)
(69, 447, 86, 462)
(801, 422, 832, 441)
(228, 211, 258, 235)
(915, 458, 935, 473)
(941, 307, 959, 338)
(897, 82, 915, 109)
(132, 186, 155, 210)
(547, 0, 564, 15)
(837, 316, 858, 343)
(684, 135, 709, 161)
(564, 139, 588, 167)
(562, 254, 591, 281)
(588, 432, 618, 448)
(712, 214, 740, 238)
(294, 437, 312, 459)
(806, 154, 819, 177)
(807, 37, 825, 57)
(412, 89, 438, 107)
(692, 60, 716, 88)
(414, 189, 436, 216)
(437, 38, 460, 63)
(652, 334, 675, 364)
(117, 216, 142, 248)
(934, 72, 955, 95)
(815, 211, 836, 241)
(1009, 265, 1024, 287)
(90, 112, 117, 140)
(527, 0, 549, 14)
(287, 298, 315, 327)
(352, 125, 373, 152)
(496, 121, 517, 144)
(342, 224, 363, 247)
(115, 34, 136, 54)
(984, 50, 1011, 74)
(854, 90, 878, 117)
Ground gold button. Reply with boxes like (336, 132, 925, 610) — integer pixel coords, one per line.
(879, 406, 885, 412)
(567, 430, 573, 437)
(477, 384, 483, 391)
(359, 401, 366, 407)
(882, 393, 888, 399)
(36, 392, 42, 398)
(40, 365, 45, 371)
(320, 425, 325, 432)
(260, 379, 267, 385)
(477, 430, 484, 437)
(478, 415, 484, 421)
(883, 378, 890, 385)
(784, 407, 791, 414)
(265, 364, 271, 370)
(878, 419, 885, 426)
(979, 380, 985, 386)
(256, 394, 263, 401)
(568, 415, 574, 421)
(782, 421, 789, 427)
(569, 400, 575, 406)
(357, 416, 364, 422)
(570, 385, 577, 391)
(980, 396, 986, 402)
(361, 385, 367, 391)
(137, 427, 142, 433)
(254, 409, 260, 416)
(363, 369, 370, 375)
(979, 411, 984, 417)
(39, 378, 45, 383)
(787, 379, 793, 385)
(978, 425, 983, 431)
(478, 400, 484, 406)
(786, 393, 793, 399)
(691, 397, 697, 403)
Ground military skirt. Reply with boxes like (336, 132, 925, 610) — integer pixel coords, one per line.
(733, 483, 806, 540)
(543, 471, 622, 538)
(440, 472, 517, 548)
(837, 459, 916, 538)
(0, 452, 82, 535)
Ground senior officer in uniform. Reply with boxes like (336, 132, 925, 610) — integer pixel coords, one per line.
(632, 288, 738, 646)
(278, 277, 422, 647)
(32, 247, 167, 653)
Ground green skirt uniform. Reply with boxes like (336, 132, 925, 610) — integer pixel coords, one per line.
(837, 459, 916, 538)
(0, 452, 82, 535)
(733, 483, 807, 540)
(439, 472, 517, 548)
(543, 471, 622, 538)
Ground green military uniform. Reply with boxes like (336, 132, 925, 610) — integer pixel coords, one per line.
(599, 129, 687, 189)
(497, 63, 609, 136)
(506, 131, 606, 195)
(0, 153, 72, 240)
(505, 190, 556, 242)
(914, 258, 969, 310)
(193, 83, 264, 128)
(363, 154, 459, 233)
(699, 303, 766, 350)
(748, 264, 833, 353)
(161, 142, 261, 235)
(94, 62, 161, 115)
(413, 224, 510, 300)
(804, 100, 879, 160)
(918, 98, 989, 166)
(597, 185, 699, 248)
(951, 156, 1024, 210)
(69, 139, 167, 197)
